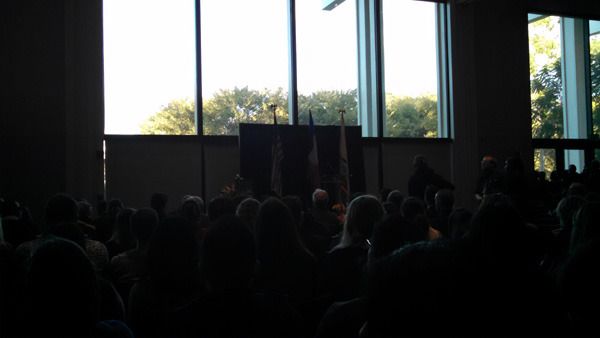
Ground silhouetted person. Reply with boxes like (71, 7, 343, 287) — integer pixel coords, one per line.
(128, 216, 201, 338)
(109, 208, 159, 307)
(236, 197, 261, 233)
(0, 199, 35, 247)
(408, 155, 454, 200)
(401, 197, 440, 240)
(448, 207, 472, 240)
(475, 155, 504, 200)
(150, 193, 169, 222)
(319, 195, 383, 302)
(105, 208, 136, 259)
(95, 199, 124, 243)
(569, 201, 600, 254)
(207, 195, 236, 223)
(385, 190, 404, 215)
(170, 215, 302, 337)
(255, 198, 316, 305)
(22, 238, 132, 337)
(432, 188, 454, 237)
(310, 189, 340, 236)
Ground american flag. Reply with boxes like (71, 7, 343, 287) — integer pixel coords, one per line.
(339, 110, 350, 206)
(270, 105, 283, 196)
(307, 110, 321, 191)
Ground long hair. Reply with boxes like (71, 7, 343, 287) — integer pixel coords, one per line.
(336, 195, 384, 250)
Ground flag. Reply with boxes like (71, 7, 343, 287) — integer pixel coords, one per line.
(307, 110, 320, 191)
(339, 110, 350, 206)
(270, 107, 283, 196)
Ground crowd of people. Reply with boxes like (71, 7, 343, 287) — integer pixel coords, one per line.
(1, 154, 600, 337)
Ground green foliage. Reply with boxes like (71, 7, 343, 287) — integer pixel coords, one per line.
(141, 87, 438, 137)
(140, 98, 196, 135)
(298, 89, 358, 125)
(385, 94, 438, 137)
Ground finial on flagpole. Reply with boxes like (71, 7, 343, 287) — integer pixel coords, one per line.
(339, 109, 346, 116)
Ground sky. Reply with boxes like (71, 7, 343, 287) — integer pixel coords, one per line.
(103, 0, 439, 134)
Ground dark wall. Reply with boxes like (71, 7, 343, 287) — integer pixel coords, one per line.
(1, 0, 68, 222)
(1, 0, 104, 222)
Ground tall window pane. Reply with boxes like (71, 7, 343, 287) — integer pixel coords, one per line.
(382, 0, 439, 137)
(591, 20, 600, 137)
(103, 0, 196, 135)
(528, 15, 563, 139)
(296, 0, 358, 125)
(201, 0, 288, 135)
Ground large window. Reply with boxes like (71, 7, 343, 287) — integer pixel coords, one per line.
(103, 0, 196, 135)
(296, 0, 358, 126)
(201, 0, 289, 135)
(528, 15, 563, 139)
(103, 0, 451, 137)
(529, 15, 600, 172)
(381, 0, 440, 137)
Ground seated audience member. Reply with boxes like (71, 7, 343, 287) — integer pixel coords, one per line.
(408, 155, 454, 200)
(401, 197, 441, 240)
(170, 215, 301, 337)
(448, 207, 472, 240)
(109, 208, 159, 306)
(255, 198, 317, 305)
(310, 189, 341, 236)
(319, 195, 384, 302)
(542, 196, 585, 273)
(236, 197, 261, 233)
(432, 189, 454, 237)
(77, 199, 97, 239)
(21, 238, 132, 337)
(385, 190, 404, 215)
(424, 184, 439, 218)
(105, 208, 136, 259)
(128, 216, 202, 338)
(95, 199, 124, 243)
(569, 201, 600, 254)
(367, 241, 459, 337)
(179, 195, 210, 240)
(207, 195, 236, 223)
(16, 194, 109, 271)
(475, 155, 504, 201)
(0, 199, 35, 248)
(560, 240, 600, 336)
(567, 182, 587, 198)
(150, 193, 169, 221)
(369, 213, 427, 263)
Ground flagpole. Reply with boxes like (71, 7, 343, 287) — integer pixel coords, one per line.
(339, 109, 350, 206)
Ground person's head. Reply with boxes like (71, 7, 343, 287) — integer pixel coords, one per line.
(368, 241, 457, 336)
(107, 199, 124, 219)
(435, 189, 454, 213)
(369, 213, 427, 262)
(468, 193, 528, 265)
(386, 190, 404, 212)
(569, 164, 577, 174)
(113, 207, 136, 244)
(208, 196, 236, 223)
(131, 208, 159, 246)
(147, 216, 199, 291)
(255, 198, 308, 267)
(338, 195, 384, 248)
(555, 196, 585, 230)
(150, 193, 168, 216)
(312, 189, 330, 210)
(180, 196, 204, 223)
(400, 197, 427, 223)
(44, 194, 78, 233)
(27, 238, 98, 335)
(481, 155, 498, 171)
(448, 208, 472, 240)
(413, 155, 428, 170)
(235, 198, 261, 232)
(201, 215, 256, 292)
(570, 202, 600, 254)
(77, 199, 93, 222)
(567, 183, 587, 197)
